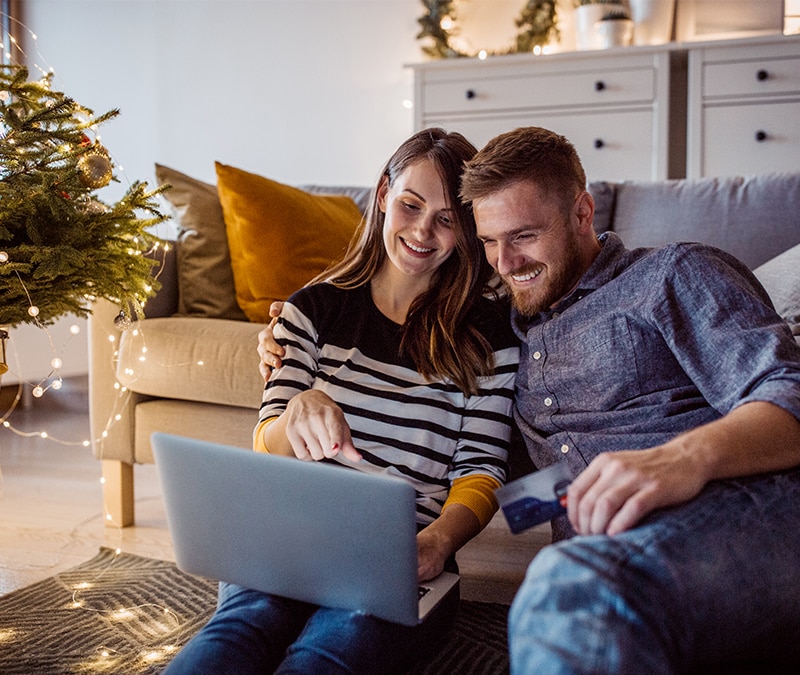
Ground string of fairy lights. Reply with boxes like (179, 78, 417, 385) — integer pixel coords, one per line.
(0, 13, 189, 670)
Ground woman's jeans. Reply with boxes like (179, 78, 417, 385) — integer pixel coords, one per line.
(164, 578, 459, 674)
(509, 469, 800, 674)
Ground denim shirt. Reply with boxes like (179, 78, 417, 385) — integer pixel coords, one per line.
(512, 232, 800, 478)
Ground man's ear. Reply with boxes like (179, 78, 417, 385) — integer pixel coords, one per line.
(574, 190, 595, 233)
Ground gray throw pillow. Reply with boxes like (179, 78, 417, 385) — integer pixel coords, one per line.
(753, 242, 800, 343)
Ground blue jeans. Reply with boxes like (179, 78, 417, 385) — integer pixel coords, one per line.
(508, 469, 800, 674)
(164, 579, 459, 674)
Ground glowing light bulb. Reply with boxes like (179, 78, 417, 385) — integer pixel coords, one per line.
(32, 386, 44, 398)
(51, 357, 63, 369)
(69, 324, 81, 335)
(0, 251, 8, 262)
(51, 379, 63, 390)
(28, 305, 39, 317)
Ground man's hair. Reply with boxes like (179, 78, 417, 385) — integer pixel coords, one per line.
(460, 127, 587, 211)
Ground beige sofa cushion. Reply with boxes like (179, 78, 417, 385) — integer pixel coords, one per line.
(117, 317, 265, 409)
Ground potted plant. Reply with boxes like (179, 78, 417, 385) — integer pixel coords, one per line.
(574, 0, 628, 49)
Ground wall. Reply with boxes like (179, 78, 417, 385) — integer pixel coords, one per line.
(22, 0, 425, 199)
(9, 0, 428, 385)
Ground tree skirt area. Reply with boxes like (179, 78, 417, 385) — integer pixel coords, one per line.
(0, 547, 510, 674)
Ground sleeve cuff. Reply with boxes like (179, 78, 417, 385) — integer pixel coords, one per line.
(253, 417, 279, 453)
(442, 474, 501, 529)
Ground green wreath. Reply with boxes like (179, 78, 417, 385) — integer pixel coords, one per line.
(417, 0, 559, 59)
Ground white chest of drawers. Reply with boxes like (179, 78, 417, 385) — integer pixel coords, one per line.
(409, 48, 687, 182)
(687, 35, 800, 178)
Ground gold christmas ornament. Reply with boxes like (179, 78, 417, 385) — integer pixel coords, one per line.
(78, 149, 113, 189)
(0, 329, 9, 375)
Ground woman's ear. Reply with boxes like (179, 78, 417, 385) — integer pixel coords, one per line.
(377, 175, 389, 213)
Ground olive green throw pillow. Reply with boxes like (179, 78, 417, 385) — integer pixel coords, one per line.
(215, 162, 362, 323)
(155, 164, 248, 321)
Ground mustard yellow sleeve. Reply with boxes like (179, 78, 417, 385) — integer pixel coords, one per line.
(442, 474, 502, 529)
(253, 417, 279, 453)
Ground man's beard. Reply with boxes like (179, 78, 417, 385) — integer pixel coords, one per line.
(504, 235, 584, 317)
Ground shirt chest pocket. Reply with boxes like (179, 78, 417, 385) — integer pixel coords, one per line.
(542, 317, 643, 413)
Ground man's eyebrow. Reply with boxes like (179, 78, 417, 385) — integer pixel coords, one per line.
(479, 226, 536, 240)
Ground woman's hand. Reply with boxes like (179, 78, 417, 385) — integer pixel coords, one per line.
(257, 301, 286, 381)
(416, 503, 481, 582)
(416, 528, 449, 582)
(282, 390, 362, 463)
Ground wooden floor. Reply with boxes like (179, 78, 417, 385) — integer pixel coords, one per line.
(0, 376, 175, 596)
(0, 375, 547, 603)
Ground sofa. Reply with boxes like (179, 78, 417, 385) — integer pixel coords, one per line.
(88, 164, 800, 604)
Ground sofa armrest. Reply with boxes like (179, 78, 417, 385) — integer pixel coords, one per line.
(88, 298, 141, 466)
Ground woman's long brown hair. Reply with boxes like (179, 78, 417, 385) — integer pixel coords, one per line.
(311, 128, 497, 396)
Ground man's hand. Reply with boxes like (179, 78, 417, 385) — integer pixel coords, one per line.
(257, 301, 286, 381)
(567, 446, 706, 536)
(282, 389, 362, 463)
(567, 401, 800, 536)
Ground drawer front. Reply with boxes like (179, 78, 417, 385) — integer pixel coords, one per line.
(700, 100, 800, 176)
(421, 68, 655, 115)
(424, 109, 656, 182)
(703, 55, 800, 99)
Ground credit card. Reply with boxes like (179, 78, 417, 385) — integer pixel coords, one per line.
(495, 463, 573, 534)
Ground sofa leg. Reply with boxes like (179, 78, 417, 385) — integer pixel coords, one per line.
(102, 459, 135, 527)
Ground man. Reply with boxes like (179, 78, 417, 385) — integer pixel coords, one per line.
(259, 127, 800, 672)
(459, 127, 800, 673)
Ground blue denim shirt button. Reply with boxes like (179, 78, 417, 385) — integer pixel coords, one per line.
(560, 444, 569, 453)
(533, 351, 542, 360)
(544, 397, 553, 406)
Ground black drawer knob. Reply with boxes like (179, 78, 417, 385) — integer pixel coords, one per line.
(755, 130, 767, 142)
(594, 138, 605, 149)
(756, 69, 769, 82)
(594, 80, 606, 92)
(465, 89, 477, 100)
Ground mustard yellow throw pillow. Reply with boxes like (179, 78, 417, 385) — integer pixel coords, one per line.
(216, 162, 362, 323)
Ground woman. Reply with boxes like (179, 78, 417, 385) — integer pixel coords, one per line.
(165, 129, 519, 674)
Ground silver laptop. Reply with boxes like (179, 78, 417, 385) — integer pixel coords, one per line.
(151, 432, 459, 626)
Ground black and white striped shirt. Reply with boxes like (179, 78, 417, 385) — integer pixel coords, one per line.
(258, 283, 520, 524)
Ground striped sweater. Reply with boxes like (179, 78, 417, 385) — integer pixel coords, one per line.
(257, 282, 520, 524)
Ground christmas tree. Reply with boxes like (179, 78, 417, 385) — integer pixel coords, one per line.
(0, 63, 167, 331)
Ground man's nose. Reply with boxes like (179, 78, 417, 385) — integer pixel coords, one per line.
(495, 242, 521, 276)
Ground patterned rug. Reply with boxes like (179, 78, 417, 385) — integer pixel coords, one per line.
(0, 547, 510, 674)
